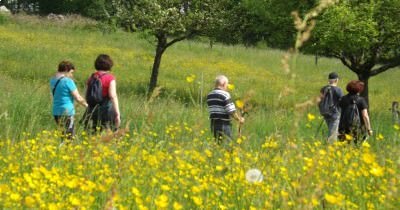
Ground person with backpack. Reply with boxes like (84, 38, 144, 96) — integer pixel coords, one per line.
(319, 72, 344, 143)
(50, 61, 88, 140)
(338, 80, 372, 143)
(84, 54, 121, 132)
(207, 75, 245, 144)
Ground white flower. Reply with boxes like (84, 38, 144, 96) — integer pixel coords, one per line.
(245, 168, 263, 183)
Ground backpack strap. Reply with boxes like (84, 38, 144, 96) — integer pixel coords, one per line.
(52, 76, 65, 96)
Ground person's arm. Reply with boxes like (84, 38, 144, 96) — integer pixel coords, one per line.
(109, 80, 121, 128)
(230, 111, 245, 124)
(361, 109, 373, 136)
(71, 90, 88, 108)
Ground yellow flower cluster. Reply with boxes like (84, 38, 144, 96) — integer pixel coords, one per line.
(0, 124, 398, 209)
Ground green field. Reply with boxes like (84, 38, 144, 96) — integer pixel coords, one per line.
(0, 14, 399, 209)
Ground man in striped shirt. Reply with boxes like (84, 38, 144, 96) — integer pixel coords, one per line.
(207, 75, 245, 143)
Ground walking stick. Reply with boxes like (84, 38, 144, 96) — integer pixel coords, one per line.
(314, 118, 324, 138)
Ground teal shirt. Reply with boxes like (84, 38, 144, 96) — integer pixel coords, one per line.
(50, 76, 77, 116)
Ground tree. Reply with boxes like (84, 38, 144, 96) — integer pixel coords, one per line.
(108, 0, 222, 94)
(307, 0, 400, 104)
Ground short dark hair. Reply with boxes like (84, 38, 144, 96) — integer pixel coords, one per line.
(94, 54, 113, 71)
(58, 60, 75, 72)
(346, 80, 364, 94)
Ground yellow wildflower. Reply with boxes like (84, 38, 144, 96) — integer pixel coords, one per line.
(376, 133, 384, 141)
(362, 153, 375, 164)
(235, 100, 244, 109)
(186, 75, 195, 83)
(10, 193, 21, 202)
(345, 134, 353, 141)
(227, 84, 235, 90)
(173, 202, 183, 210)
(192, 196, 203, 206)
(307, 113, 316, 121)
(161, 185, 171, 191)
(370, 165, 384, 177)
(24, 196, 36, 207)
(155, 194, 169, 208)
(69, 195, 81, 206)
(324, 193, 344, 205)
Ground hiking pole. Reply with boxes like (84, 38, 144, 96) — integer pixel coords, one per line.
(314, 118, 324, 138)
(238, 111, 248, 138)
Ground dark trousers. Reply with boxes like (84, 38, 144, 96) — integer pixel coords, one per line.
(210, 119, 232, 144)
(54, 115, 74, 140)
(83, 101, 116, 133)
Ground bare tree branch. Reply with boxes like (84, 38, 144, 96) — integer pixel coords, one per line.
(370, 56, 400, 77)
(338, 53, 359, 74)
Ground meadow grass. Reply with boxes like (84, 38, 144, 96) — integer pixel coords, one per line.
(0, 14, 399, 209)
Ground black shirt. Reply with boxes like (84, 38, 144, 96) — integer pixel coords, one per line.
(339, 93, 368, 124)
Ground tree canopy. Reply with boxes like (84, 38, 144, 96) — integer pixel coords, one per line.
(306, 0, 400, 103)
(105, 0, 222, 93)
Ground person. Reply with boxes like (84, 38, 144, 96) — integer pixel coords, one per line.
(206, 75, 245, 143)
(318, 72, 344, 143)
(338, 80, 373, 143)
(84, 54, 121, 132)
(50, 60, 88, 140)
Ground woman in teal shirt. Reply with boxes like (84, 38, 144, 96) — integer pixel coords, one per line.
(50, 61, 88, 140)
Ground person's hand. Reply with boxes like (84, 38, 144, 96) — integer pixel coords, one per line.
(239, 117, 245, 124)
(367, 129, 373, 136)
(115, 115, 121, 128)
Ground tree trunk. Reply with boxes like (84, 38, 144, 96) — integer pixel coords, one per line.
(358, 74, 370, 106)
(148, 35, 167, 95)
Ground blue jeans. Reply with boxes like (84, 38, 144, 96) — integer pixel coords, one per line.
(324, 115, 340, 143)
(210, 119, 232, 144)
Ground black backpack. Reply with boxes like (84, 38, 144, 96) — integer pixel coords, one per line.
(341, 96, 361, 131)
(86, 73, 107, 107)
(319, 86, 336, 117)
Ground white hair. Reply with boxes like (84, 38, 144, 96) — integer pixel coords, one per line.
(215, 75, 228, 87)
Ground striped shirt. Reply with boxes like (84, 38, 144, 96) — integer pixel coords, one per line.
(207, 88, 236, 121)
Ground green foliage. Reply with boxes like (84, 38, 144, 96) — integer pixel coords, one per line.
(303, 0, 400, 102)
(0, 13, 9, 24)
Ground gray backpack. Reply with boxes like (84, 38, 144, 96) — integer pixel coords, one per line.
(319, 86, 336, 117)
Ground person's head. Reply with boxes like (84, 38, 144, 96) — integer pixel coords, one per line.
(58, 60, 75, 73)
(346, 80, 364, 94)
(95, 54, 113, 71)
(215, 75, 229, 90)
(328, 72, 339, 84)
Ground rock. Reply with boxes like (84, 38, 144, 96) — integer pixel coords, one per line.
(0, 6, 11, 14)
(47, 13, 65, 21)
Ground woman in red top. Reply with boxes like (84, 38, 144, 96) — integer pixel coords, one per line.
(84, 54, 121, 132)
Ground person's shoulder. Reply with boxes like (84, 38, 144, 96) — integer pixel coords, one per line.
(332, 86, 342, 91)
(356, 96, 367, 104)
(104, 73, 115, 80)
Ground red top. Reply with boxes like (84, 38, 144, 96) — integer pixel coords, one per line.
(87, 72, 115, 98)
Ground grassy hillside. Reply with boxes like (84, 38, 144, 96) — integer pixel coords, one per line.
(0, 14, 399, 209)
(0, 15, 399, 141)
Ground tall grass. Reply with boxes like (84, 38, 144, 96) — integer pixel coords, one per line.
(1, 14, 399, 142)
